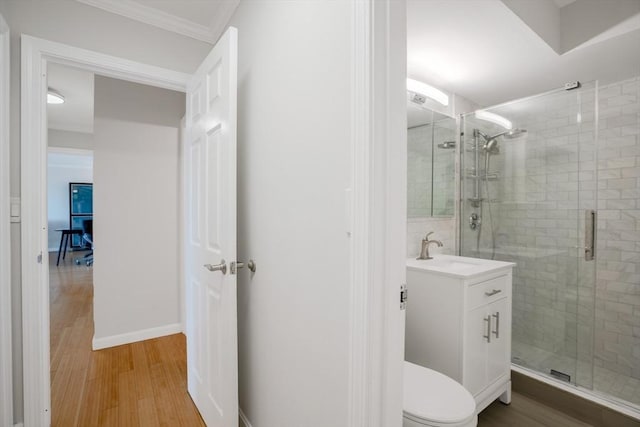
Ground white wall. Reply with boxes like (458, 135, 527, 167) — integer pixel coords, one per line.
(0, 1, 208, 421)
(47, 150, 93, 251)
(49, 129, 94, 151)
(92, 76, 184, 346)
(228, 2, 352, 426)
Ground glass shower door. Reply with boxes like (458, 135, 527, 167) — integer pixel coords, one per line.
(459, 82, 597, 388)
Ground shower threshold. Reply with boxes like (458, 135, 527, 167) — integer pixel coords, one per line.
(512, 364, 640, 423)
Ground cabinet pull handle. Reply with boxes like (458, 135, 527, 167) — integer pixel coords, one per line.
(492, 312, 500, 338)
(483, 315, 491, 343)
(485, 289, 501, 297)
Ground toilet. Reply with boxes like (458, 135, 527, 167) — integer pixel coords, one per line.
(403, 361, 477, 427)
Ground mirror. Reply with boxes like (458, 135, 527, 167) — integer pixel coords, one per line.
(407, 102, 456, 218)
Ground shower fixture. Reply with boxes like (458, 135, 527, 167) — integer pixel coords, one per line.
(468, 127, 527, 260)
(475, 129, 527, 154)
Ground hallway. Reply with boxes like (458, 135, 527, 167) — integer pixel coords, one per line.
(49, 252, 204, 426)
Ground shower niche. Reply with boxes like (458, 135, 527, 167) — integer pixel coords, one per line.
(407, 101, 456, 218)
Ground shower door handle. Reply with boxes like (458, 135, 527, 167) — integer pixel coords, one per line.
(585, 210, 596, 261)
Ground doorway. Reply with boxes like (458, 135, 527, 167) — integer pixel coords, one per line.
(20, 37, 192, 425)
(44, 61, 191, 425)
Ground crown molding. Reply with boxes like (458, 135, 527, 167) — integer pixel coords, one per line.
(76, 0, 238, 44)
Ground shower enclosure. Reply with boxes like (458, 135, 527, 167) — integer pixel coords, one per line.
(459, 77, 640, 411)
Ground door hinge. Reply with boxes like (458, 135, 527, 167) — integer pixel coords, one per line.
(36, 251, 43, 264)
(400, 284, 408, 310)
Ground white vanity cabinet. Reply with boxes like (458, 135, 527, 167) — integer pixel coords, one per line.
(405, 256, 515, 414)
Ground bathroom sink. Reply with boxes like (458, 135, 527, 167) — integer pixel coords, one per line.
(406, 255, 515, 279)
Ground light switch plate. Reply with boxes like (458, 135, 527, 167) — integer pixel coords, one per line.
(10, 197, 20, 223)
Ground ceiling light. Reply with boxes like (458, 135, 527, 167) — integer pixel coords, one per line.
(475, 110, 512, 130)
(406, 78, 449, 106)
(47, 88, 65, 105)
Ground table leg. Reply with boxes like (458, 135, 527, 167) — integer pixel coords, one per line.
(62, 233, 69, 260)
(56, 232, 64, 266)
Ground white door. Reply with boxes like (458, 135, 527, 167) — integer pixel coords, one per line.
(0, 11, 13, 427)
(185, 27, 238, 426)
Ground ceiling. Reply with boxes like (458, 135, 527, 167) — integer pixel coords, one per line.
(407, 0, 640, 108)
(47, 64, 95, 134)
(75, 0, 639, 112)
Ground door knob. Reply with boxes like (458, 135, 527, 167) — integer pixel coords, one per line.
(204, 259, 227, 274)
(230, 259, 257, 274)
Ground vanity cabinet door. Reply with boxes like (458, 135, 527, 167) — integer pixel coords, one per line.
(487, 297, 509, 386)
(464, 304, 490, 396)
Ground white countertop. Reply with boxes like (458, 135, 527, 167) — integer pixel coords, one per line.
(406, 254, 515, 279)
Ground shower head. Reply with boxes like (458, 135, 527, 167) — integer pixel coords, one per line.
(481, 128, 527, 153)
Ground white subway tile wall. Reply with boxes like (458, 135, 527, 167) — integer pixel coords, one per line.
(407, 217, 456, 258)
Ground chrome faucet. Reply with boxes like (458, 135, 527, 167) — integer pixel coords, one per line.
(417, 232, 443, 260)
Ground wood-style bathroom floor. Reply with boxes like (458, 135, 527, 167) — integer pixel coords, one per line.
(479, 393, 604, 427)
(49, 251, 205, 427)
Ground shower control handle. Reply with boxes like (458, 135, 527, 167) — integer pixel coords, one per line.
(483, 315, 491, 343)
(469, 213, 479, 230)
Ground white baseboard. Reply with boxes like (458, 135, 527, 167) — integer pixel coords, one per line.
(92, 323, 182, 350)
(239, 409, 253, 427)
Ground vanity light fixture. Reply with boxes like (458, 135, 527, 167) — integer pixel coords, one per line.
(47, 88, 65, 105)
(475, 110, 512, 130)
(406, 78, 449, 106)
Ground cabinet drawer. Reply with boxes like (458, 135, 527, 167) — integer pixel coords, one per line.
(467, 276, 507, 310)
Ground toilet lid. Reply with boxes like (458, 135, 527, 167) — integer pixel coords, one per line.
(403, 361, 476, 425)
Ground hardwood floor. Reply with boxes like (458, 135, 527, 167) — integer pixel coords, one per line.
(49, 252, 205, 427)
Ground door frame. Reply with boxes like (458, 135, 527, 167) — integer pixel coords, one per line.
(0, 11, 13, 427)
(20, 34, 190, 426)
(347, 0, 406, 425)
(20, 0, 407, 424)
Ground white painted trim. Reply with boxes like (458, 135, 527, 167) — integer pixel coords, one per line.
(92, 323, 182, 350)
(21, 34, 189, 427)
(23, 35, 190, 92)
(0, 11, 13, 427)
(179, 116, 186, 334)
(76, 0, 215, 43)
(76, 0, 239, 45)
(512, 365, 640, 421)
(348, 1, 406, 426)
(239, 409, 253, 427)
